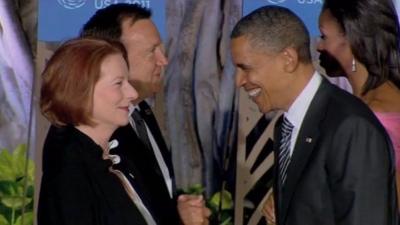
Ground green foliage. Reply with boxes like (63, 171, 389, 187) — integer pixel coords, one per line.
(182, 184, 205, 195)
(0, 215, 8, 225)
(14, 212, 33, 225)
(209, 190, 233, 210)
(0, 144, 34, 225)
(207, 190, 233, 225)
(179, 184, 233, 225)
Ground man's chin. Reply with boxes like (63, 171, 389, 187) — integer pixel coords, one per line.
(152, 83, 163, 94)
(256, 101, 277, 114)
(319, 52, 346, 77)
(254, 101, 270, 114)
(259, 107, 272, 114)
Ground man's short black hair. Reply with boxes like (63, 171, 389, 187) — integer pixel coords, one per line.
(231, 5, 311, 63)
(80, 3, 151, 40)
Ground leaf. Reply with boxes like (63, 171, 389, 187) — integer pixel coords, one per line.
(14, 212, 33, 225)
(209, 190, 233, 210)
(24, 186, 34, 199)
(220, 216, 232, 225)
(1, 196, 31, 209)
(12, 145, 27, 179)
(0, 145, 34, 184)
(185, 184, 204, 195)
(25, 160, 35, 185)
(0, 214, 9, 225)
(0, 151, 15, 181)
(0, 181, 25, 200)
(0, 144, 35, 225)
(0, 181, 15, 196)
(14, 145, 34, 185)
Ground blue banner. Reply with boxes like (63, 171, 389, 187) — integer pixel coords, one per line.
(39, 0, 166, 42)
(243, 0, 323, 36)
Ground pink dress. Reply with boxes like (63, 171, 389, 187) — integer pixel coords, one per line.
(375, 112, 400, 169)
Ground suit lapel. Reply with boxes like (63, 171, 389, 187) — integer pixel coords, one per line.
(280, 79, 332, 223)
(110, 125, 162, 218)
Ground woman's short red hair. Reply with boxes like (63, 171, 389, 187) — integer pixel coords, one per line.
(40, 38, 128, 126)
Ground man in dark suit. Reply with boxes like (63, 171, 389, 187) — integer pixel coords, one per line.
(231, 5, 398, 225)
(81, 3, 209, 225)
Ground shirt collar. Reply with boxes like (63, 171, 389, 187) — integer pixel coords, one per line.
(285, 71, 322, 128)
(129, 98, 154, 116)
(129, 104, 140, 116)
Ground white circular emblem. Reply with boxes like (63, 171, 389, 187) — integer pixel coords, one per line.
(267, 0, 287, 4)
(57, 0, 87, 9)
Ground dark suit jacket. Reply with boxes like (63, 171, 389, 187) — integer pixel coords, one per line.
(38, 125, 147, 225)
(273, 78, 398, 225)
(110, 101, 180, 225)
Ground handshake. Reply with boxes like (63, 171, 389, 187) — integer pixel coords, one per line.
(178, 184, 233, 225)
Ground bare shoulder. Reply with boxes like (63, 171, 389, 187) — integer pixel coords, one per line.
(368, 83, 400, 112)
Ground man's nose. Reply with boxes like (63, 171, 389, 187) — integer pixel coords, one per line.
(125, 82, 139, 102)
(156, 48, 168, 66)
(235, 72, 246, 88)
(316, 38, 324, 52)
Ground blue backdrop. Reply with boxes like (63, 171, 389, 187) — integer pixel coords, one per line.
(38, 0, 166, 42)
(39, 0, 322, 41)
(243, 0, 323, 36)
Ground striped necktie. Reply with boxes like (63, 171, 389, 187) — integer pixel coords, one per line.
(279, 116, 294, 186)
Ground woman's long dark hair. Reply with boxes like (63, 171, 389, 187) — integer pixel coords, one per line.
(323, 0, 400, 94)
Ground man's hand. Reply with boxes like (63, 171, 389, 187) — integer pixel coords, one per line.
(177, 194, 211, 225)
(262, 193, 276, 225)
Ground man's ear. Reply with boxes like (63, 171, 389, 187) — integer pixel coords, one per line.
(282, 47, 298, 73)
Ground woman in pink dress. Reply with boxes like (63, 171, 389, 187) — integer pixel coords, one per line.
(375, 113, 400, 168)
(318, 0, 400, 206)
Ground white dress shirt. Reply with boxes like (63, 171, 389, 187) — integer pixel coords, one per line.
(284, 71, 322, 156)
(129, 104, 173, 198)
